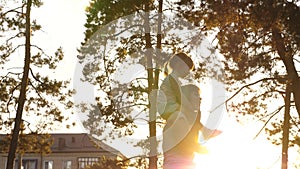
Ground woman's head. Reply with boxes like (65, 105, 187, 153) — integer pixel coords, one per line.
(168, 52, 194, 77)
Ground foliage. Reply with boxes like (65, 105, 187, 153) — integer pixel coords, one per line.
(176, 0, 300, 146)
(83, 0, 151, 42)
(0, 123, 53, 156)
(1, 1, 74, 168)
(0, 128, 53, 169)
(0, 132, 53, 155)
(0, 0, 74, 132)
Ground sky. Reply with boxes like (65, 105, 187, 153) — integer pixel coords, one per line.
(30, 0, 90, 132)
(21, 0, 300, 168)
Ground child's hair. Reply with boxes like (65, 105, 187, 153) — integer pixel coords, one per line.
(169, 52, 194, 70)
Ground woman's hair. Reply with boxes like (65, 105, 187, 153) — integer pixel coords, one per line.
(164, 52, 194, 76)
(169, 52, 194, 70)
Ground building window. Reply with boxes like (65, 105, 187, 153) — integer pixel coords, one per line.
(44, 160, 53, 169)
(63, 160, 72, 169)
(78, 158, 99, 169)
(16, 159, 38, 169)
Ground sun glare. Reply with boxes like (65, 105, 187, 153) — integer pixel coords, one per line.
(192, 119, 281, 169)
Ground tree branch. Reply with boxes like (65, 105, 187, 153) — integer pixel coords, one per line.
(5, 32, 25, 45)
(108, 24, 144, 39)
(30, 44, 50, 58)
(27, 80, 44, 102)
(6, 85, 20, 116)
(8, 44, 25, 56)
(210, 77, 279, 113)
(0, 5, 25, 18)
(1, 71, 22, 82)
(253, 105, 284, 139)
(29, 68, 43, 84)
(293, 57, 300, 64)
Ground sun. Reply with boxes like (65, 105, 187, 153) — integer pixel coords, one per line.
(193, 116, 281, 169)
(193, 137, 257, 169)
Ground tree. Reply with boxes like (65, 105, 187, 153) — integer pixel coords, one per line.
(78, 0, 221, 168)
(0, 124, 53, 169)
(78, 1, 159, 166)
(79, 1, 159, 168)
(6, 0, 34, 168)
(176, 0, 300, 168)
(0, 1, 74, 168)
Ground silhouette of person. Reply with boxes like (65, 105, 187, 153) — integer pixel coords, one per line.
(162, 84, 221, 169)
(158, 52, 194, 120)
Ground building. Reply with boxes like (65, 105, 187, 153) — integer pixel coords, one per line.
(0, 133, 124, 169)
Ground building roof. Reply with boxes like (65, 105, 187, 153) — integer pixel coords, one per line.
(0, 133, 124, 157)
(50, 133, 120, 154)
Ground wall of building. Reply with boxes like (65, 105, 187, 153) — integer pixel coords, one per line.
(0, 155, 7, 169)
(0, 152, 119, 169)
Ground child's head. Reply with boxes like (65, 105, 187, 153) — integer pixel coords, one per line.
(181, 84, 201, 113)
(168, 52, 194, 77)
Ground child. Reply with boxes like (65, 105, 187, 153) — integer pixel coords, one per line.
(158, 52, 194, 120)
(162, 84, 221, 169)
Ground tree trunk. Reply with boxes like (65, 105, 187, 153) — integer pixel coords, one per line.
(272, 27, 300, 118)
(6, 0, 32, 169)
(156, 0, 163, 51)
(282, 83, 291, 169)
(144, 2, 158, 169)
